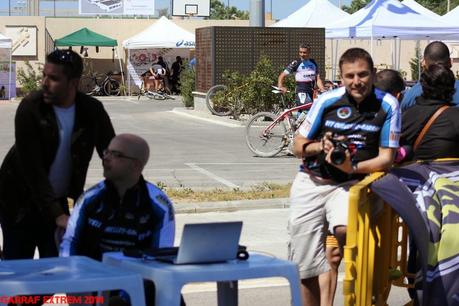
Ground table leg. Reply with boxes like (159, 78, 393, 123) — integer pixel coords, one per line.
(217, 281, 238, 306)
(154, 280, 183, 306)
(283, 267, 302, 306)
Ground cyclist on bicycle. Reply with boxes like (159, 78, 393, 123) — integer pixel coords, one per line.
(278, 44, 326, 106)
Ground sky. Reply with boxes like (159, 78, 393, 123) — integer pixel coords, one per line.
(0, 0, 351, 19)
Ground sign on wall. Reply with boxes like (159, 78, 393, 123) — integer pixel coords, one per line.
(79, 0, 155, 15)
(5, 26, 37, 57)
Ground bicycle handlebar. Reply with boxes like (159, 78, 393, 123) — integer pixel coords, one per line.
(271, 85, 290, 94)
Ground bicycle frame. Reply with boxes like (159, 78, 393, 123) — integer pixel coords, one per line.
(262, 102, 313, 137)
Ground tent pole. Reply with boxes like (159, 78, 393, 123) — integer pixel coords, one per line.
(330, 39, 333, 81)
(128, 49, 131, 97)
(8, 47, 12, 100)
(391, 38, 394, 69)
(370, 34, 373, 58)
(398, 39, 401, 71)
(116, 46, 125, 89)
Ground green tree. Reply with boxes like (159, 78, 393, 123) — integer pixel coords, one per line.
(17, 61, 43, 97)
(342, 0, 371, 13)
(209, 0, 249, 20)
(410, 46, 421, 81)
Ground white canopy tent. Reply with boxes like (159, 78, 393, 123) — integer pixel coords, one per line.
(401, 0, 441, 20)
(0, 32, 13, 100)
(270, 0, 350, 27)
(443, 5, 459, 25)
(326, 0, 459, 40)
(123, 16, 195, 95)
(326, 0, 459, 75)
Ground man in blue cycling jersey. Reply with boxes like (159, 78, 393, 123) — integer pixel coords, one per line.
(401, 41, 459, 111)
(278, 44, 326, 105)
(289, 48, 400, 306)
(60, 133, 180, 306)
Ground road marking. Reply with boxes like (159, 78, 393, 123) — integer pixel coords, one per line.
(185, 163, 240, 189)
(192, 162, 298, 165)
(170, 109, 242, 128)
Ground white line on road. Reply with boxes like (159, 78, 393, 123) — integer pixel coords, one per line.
(170, 109, 242, 128)
(185, 163, 240, 189)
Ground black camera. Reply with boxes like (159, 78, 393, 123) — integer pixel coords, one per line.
(330, 139, 350, 165)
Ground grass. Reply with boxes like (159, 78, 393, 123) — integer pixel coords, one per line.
(162, 182, 291, 203)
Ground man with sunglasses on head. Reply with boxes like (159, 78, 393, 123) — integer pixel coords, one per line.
(0, 49, 115, 261)
(60, 134, 178, 306)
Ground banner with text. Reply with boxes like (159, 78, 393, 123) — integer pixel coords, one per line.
(79, 0, 155, 15)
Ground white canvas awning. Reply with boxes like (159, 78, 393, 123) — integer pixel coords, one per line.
(123, 16, 195, 49)
(443, 5, 459, 25)
(326, 0, 459, 39)
(270, 0, 349, 28)
(401, 0, 442, 20)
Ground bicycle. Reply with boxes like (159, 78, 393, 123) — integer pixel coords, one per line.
(245, 86, 314, 157)
(135, 80, 175, 101)
(79, 72, 120, 96)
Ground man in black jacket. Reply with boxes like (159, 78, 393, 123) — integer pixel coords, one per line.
(0, 49, 115, 260)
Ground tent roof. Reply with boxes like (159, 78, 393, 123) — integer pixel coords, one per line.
(326, 0, 459, 39)
(443, 5, 459, 24)
(123, 16, 195, 49)
(401, 0, 441, 20)
(270, 0, 349, 27)
(0, 32, 12, 49)
(55, 28, 117, 47)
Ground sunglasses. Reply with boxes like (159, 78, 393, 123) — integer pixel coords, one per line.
(103, 149, 138, 161)
(50, 50, 78, 63)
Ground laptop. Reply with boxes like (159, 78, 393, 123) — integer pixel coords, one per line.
(155, 221, 243, 264)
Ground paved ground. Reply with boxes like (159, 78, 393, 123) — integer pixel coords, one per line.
(0, 96, 299, 190)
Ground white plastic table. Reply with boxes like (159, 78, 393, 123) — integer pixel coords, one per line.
(103, 252, 301, 306)
(0, 256, 146, 306)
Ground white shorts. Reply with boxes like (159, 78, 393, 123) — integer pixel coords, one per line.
(288, 171, 356, 279)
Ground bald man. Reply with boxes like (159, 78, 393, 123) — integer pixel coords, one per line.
(60, 134, 177, 305)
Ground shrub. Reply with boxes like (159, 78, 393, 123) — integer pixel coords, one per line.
(17, 61, 43, 96)
(212, 56, 296, 115)
(180, 63, 195, 108)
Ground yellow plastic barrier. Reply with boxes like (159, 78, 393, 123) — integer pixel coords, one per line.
(343, 172, 414, 306)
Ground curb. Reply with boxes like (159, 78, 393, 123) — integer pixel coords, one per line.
(174, 197, 290, 214)
(171, 107, 246, 128)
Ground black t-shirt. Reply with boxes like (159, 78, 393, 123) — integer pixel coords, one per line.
(401, 96, 459, 160)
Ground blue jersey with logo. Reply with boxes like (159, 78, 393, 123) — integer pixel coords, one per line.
(284, 58, 319, 94)
(298, 87, 400, 177)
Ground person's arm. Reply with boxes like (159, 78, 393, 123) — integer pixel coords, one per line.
(325, 146, 396, 174)
(277, 71, 289, 94)
(150, 189, 175, 248)
(92, 99, 116, 158)
(316, 73, 326, 92)
(14, 97, 66, 224)
(400, 82, 422, 112)
(59, 195, 87, 257)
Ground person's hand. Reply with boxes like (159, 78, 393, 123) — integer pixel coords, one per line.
(320, 132, 334, 154)
(55, 214, 69, 228)
(325, 147, 353, 173)
(54, 227, 66, 247)
(278, 86, 288, 94)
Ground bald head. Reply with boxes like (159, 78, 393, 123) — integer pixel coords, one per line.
(114, 133, 150, 168)
(424, 41, 451, 68)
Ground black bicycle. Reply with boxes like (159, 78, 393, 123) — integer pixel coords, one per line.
(79, 72, 121, 96)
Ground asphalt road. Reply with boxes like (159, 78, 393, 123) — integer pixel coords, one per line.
(0, 96, 299, 190)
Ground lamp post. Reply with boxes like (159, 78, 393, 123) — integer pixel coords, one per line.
(447, 0, 450, 12)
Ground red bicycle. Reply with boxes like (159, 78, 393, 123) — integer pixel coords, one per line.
(245, 86, 313, 157)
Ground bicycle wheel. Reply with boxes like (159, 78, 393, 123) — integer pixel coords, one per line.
(205, 85, 232, 116)
(103, 79, 120, 96)
(246, 112, 288, 157)
(79, 77, 96, 95)
(152, 92, 166, 100)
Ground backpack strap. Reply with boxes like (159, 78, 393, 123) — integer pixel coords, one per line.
(413, 105, 449, 151)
